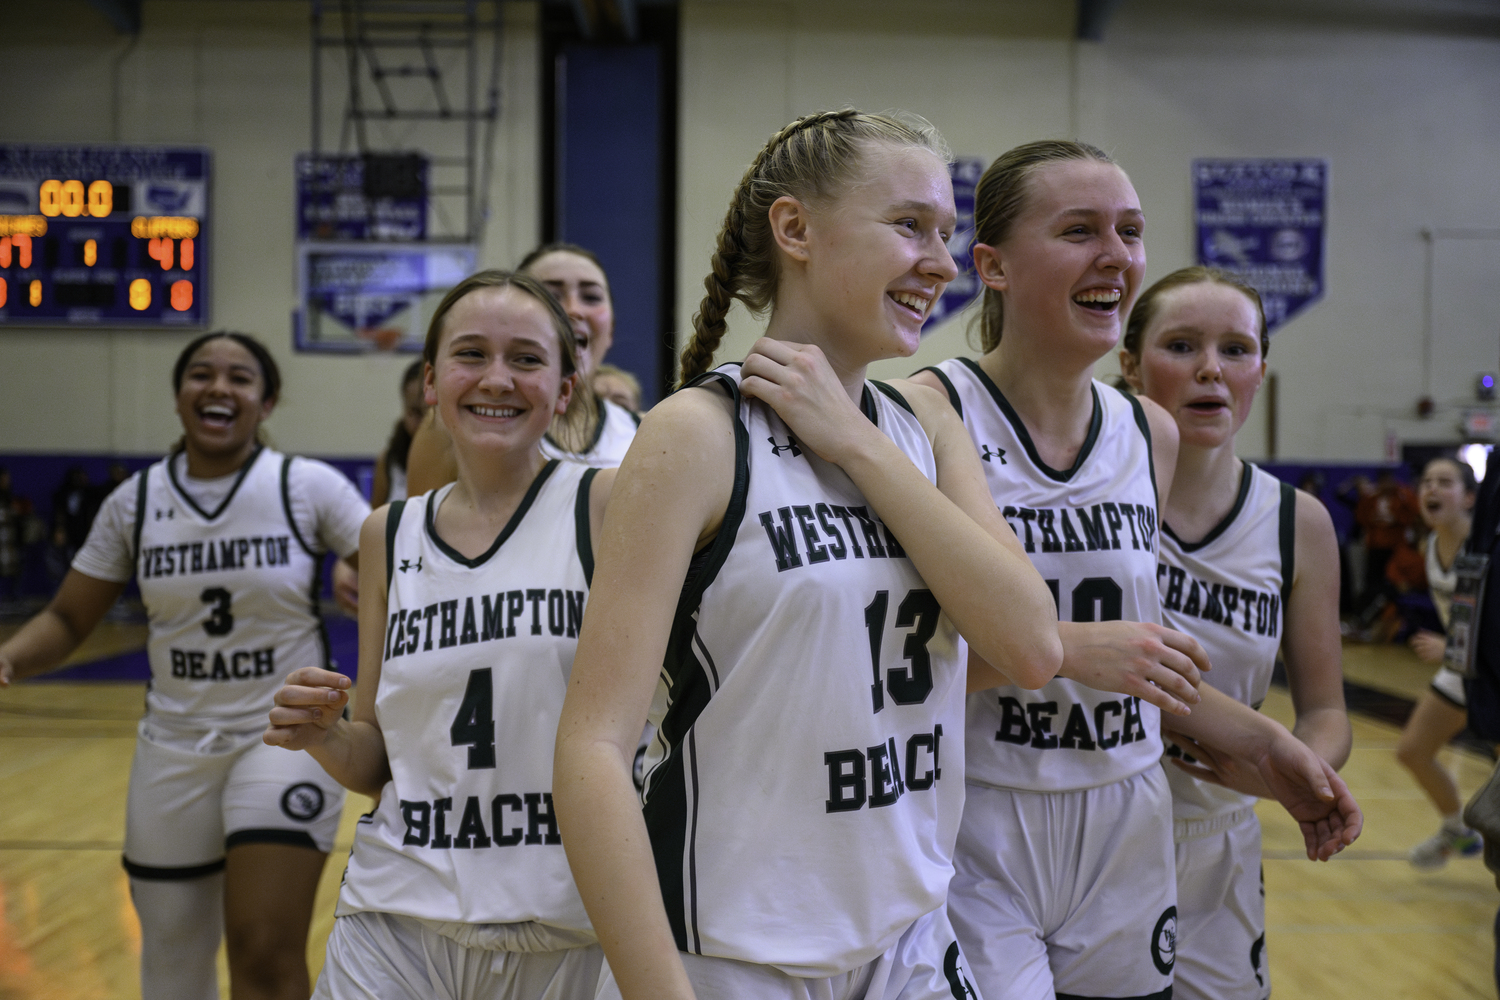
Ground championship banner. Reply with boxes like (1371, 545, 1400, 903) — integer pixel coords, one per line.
(294, 242, 474, 353)
(1193, 158, 1327, 333)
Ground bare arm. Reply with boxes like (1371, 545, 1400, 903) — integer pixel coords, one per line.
(265, 507, 391, 798)
(0, 570, 127, 685)
(405, 408, 457, 496)
(1283, 489, 1351, 769)
(555, 391, 734, 1000)
(1164, 684, 1361, 859)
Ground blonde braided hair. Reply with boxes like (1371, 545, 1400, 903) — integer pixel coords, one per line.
(678, 109, 950, 386)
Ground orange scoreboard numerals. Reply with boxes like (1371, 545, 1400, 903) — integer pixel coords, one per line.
(0, 277, 7, 309)
(129, 278, 151, 311)
(180, 238, 194, 271)
(170, 280, 192, 312)
(1, 234, 32, 270)
(28, 280, 41, 307)
(148, 237, 174, 271)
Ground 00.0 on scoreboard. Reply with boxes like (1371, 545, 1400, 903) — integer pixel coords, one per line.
(0, 145, 209, 327)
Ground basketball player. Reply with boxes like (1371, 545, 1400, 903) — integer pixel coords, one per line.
(1120, 266, 1350, 1000)
(553, 110, 1067, 1000)
(910, 141, 1360, 1000)
(266, 271, 608, 1000)
(1397, 455, 1482, 869)
(0, 331, 368, 1000)
(405, 244, 638, 495)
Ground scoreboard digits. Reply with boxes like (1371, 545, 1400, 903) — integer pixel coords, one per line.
(0, 145, 210, 327)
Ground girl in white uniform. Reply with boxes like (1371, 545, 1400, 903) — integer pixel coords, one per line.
(910, 142, 1360, 1000)
(405, 244, 640, 497)
(266, 271, 610, 1000)
(1119, 266, 1350, 1000)
(0, 331, 368, 1000)
(1396, 455, 1482, 869)
(553, 110, 1066, 1000)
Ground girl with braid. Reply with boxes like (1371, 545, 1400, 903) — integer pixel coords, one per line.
(554, 110, 1065, 1000)
(910, 142, 1360, 1000)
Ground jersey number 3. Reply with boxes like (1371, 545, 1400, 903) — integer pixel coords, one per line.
(200, 587, 234, 636)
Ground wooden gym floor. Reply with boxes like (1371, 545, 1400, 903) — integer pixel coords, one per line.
(0, 636, 1495, 999)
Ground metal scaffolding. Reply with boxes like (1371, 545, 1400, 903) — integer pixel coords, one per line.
(310, 0, 503, 243)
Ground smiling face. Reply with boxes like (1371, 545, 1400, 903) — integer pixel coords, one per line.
(1418, 458, 1475, 530)
(174, 337, 275, 460)
(425, 286, 576, 456)
(1127, 281, 1265, 450)
(525, 250, 613, 378)
(796, 142, 958, 366)
(977, 159, 1145, 362)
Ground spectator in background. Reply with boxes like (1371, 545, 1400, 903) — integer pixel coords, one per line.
(592, 362, 642, 414)
(370, 359, 426, 508)
(0, 467, 31, 608)
(48, 466, 93, 582)
(1354, 469, 1420, 616)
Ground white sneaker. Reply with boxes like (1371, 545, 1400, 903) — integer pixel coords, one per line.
(1409, 826, 1483, 871)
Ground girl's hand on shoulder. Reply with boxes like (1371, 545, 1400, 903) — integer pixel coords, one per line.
(1409, 629, 1446, 664)
(739, 338, 880, 465)
(264, 666, 352, 750)
(1055, 620, 1205, 715)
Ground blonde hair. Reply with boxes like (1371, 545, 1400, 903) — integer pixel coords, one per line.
(973, 140, 1114, 353)
(678, 109, 950, 386)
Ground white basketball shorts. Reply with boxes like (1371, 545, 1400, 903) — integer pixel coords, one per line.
(315, 910, 603, 1000)
(595, 904, 982, 1000)
(122, 719, 345, 877)
(948, 766, 1176, 1000)
(1172, 807, 1268, 1000)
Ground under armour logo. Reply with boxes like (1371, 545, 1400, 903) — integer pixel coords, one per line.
(399, 557, 422, 573)
(768, 434, 802, 458)
(154, 508, 175, 520)
(980, 444, 1007, 464)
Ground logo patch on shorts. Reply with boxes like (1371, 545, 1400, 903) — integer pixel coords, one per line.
(943, 942, 979, 999)
(1151, 905, 1177, 975)
(280, 782, 326, 822)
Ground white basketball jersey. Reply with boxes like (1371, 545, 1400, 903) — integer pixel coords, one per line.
(134, 447, 332, 731)
(640, 365, 965, 978)
(540, 396, 639, 467)
(1427, 532, 1457, 629)
(927, 358, 1163, 793)
(337, 460, 597, 932)
(1159, 464, 1294, 821)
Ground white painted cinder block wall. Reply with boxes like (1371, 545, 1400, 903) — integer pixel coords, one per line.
(2, 0, 1497, 461)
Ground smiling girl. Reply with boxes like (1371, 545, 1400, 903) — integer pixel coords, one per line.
(267, 271, 611, 1000)
(553, 109, 1064, 1000)
(1120, 266, 1350, 1000)
(0, 331, 369, 1000)
(405, 244, 639, 498)
(912, 143, 1359, 1000)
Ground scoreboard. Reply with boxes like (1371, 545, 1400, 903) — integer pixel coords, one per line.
(0, 145, 209, 327)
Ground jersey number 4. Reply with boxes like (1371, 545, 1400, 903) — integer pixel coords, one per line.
(864, 588, 941, 714)
(451, 668, 498, 769)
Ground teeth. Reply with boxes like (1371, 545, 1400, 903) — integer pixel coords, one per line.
(891, 291, 929, 314)
(1073, 289, 1122, 304)
(471, 405, 520, 418)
